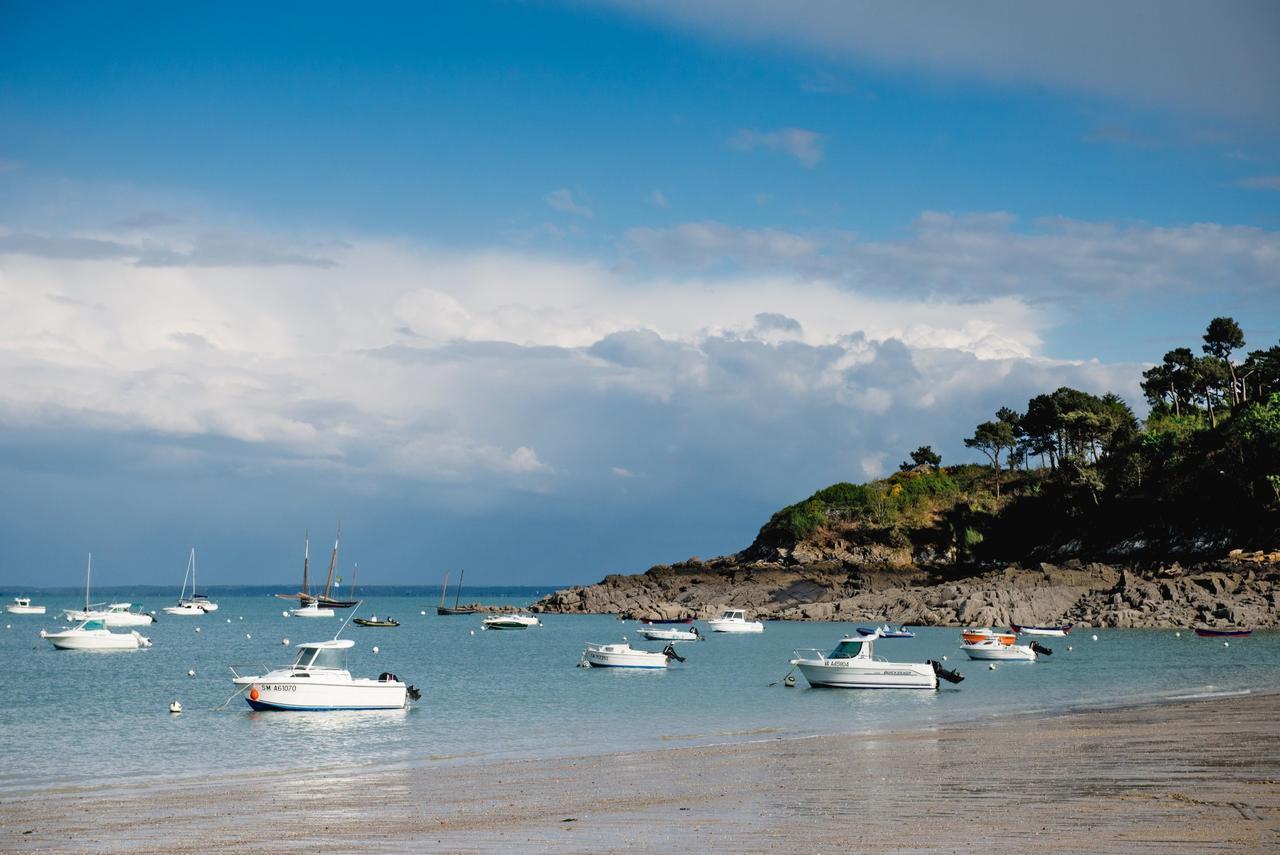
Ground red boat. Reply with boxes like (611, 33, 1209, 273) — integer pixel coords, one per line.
(1193, 627, 1252, 638)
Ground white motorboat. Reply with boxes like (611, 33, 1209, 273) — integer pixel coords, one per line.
(706, 608, 764, 633)
(791, 633, 957, 689)
(6, 597, 46, 615)
(164, 548, 217, 615)
(636, 625, 702, 642)
(41, 619, 152, 650)
(960, 637, 1037, 661)
(581, 641, 680, 668)
(230, 639, 419, 710)
(291, 601, 335, 618)
(62, 554, 154, 626)
(1011, 623, 1070, 636)
(482, 614, 541, 630)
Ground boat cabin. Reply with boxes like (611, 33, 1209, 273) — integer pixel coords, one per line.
(291, 639, 354, 672)
(718, 609, 747, 621)
(827, 637, 872, 660)
(13, 597, 30, 607)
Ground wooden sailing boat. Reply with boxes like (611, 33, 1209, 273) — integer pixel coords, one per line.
(275, 527, 357, 608)
(436, 568, 480, 615)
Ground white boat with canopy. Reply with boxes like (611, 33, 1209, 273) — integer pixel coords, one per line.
(481, 614, 541, 630)
(41, 618, 152, 650)
(163, 548, 213, 616)
(790, 633, 960, 689)
(6, 597, 46, 615)
(231, 629, 419, 711)
(580, 641, 683, 668)
(707, 608, 764, 633)
(62, 554, 154, 626)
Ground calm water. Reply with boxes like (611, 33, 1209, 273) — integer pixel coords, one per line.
(1, 586, 1276, 793)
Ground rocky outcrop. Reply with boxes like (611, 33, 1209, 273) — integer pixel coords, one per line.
(532, 554, 1280, 629)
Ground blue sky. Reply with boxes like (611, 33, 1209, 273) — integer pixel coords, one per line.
(0, 1, 1277, 585)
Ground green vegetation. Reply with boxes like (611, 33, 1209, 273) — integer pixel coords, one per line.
(754, 317, 1280, 562)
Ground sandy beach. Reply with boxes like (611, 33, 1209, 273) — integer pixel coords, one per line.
(3, 692, 1277, 853)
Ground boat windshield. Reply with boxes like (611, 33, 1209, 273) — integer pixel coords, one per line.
(829, 640, 866, 659)
(721, 610, 743, 620)
(81, 620, 106, 631)
(293, 646, 347, 670)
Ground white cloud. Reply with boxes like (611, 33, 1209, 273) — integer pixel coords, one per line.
(728, 127, 825, 167)
(604, 1, 1280, 123)
(1235, 175, 1280, 191)
(545, 188, 593, 218)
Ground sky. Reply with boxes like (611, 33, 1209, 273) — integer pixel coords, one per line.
(0, 1, 1277, 586)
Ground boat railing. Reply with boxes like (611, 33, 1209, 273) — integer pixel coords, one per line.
(792, 648, 829, 662)
(229, 663, 275, 679)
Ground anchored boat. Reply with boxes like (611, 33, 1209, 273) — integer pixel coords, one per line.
(636, 625, 702, 642)
(231, 638, 419, 710)
(436, 569, 481, 615)
(707, 608, 764, 633)
(1193, 627, 1252, 638)
(163, 548, 212, 616)
(856, 624, 915, 638)
(791, 633, 960, 689)
(1010, 623, 1072, 637)
(482, 614, 541, 630)
(581, 641, 683, 668)
(352, 616, 399, 627)
(6, 597, 45, 615)
(41, 618, 152, 651)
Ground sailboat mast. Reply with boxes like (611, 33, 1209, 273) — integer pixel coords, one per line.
(323, 524, 340, 598)
(454, 568, 464, 609)
(85, 552, 92, 610)
(439, 571, 449, 608)
(302, 531, 310, 597)
(191, 548, 197, 598)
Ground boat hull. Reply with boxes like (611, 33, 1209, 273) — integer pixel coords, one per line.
(42, 629, 147, 650)
(961, 642, 1036, 661)
(162, 604, 206, 616)
(582, 644, 668, 668)
(233, 677, 408, 711)
(64, 610, 154, 626)
(1011, 624, 1071, 636)
(1194, 628, 1252, 638)
(636, 628, 699, 642)
(5, 605, 45, 614)
(482, 616, 540, 630)
(792, 659, 937, 689)
(437, 607, 481, 615)
(290, 606, 334, 618)
(707, 620, 764, 633)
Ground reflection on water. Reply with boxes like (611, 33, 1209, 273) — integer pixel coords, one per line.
(2, 590, 1278, 793)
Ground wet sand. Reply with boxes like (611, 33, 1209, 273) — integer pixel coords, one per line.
(4, 692, 1278, 853)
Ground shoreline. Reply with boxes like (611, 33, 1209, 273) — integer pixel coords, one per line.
(4, 691, 1277, 852)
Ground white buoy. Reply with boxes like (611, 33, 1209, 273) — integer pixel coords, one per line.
(169, 700, 183, 714)
(239, 616, 243, 620)
(1068, 645, 1073, 651)
(195, 627, 201, 633)
(282, 611, 289, 617)
(469, 629, 475, 636)
(941, 655, 947, 661)
(150, 610, 157, 615)
(282, 638, 290, 646)
(1091, 634, 1098, 641)
(187, 669, 195, 677)
(372, 646, 380, 654)
(245, 633, 252, 639)
(4, 624, 9, 630)
(1175, 631, 1181, 638)
(1224, 641, 1230, 647)
(420, 610, 426, 616)
(226, 618, 231, 623)
(988, 664, 996, 670)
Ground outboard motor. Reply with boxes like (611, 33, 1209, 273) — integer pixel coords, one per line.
(1030, 642, 1054, 656)
(928, 659, 965, 684)
(662, 643, 686, 663)
(406, 685, 422, 701)
(691, 626, 701, 640)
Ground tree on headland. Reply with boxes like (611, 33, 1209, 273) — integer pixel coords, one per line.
(964, 418, 1016, 498)
(1203, 316, 1245, 406)
(899, 445, 942, 471)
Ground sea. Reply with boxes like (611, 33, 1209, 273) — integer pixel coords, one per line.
(1, 585, 1275, 794)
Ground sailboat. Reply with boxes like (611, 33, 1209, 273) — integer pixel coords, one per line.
(436, 569, 480, 615)
(63, 553, 154, 626)
(163, 548, 211, 615)
(276, 528, 356, 609)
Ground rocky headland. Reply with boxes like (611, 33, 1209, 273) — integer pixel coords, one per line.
(532, 549, 1279, 629)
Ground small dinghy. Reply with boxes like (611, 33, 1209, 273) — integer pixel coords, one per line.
(352, 616, 400, 627)
(580, 641, 683, 668)
(961, 635, 1052, 661)
(639, 617, 694, 625)
(856, 624, 914, 638)
(1011, 623, 1072, 636)
(482, 614, 541, 630)
(1193, 627, 1252, 638)
(636, 625, 702, 642)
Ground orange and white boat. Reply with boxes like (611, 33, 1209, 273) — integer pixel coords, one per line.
(961, 627, 1017, 646)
